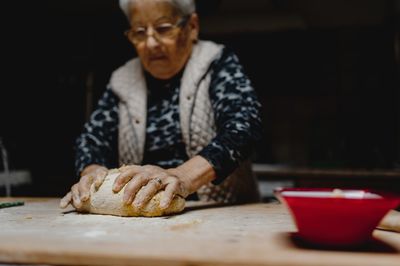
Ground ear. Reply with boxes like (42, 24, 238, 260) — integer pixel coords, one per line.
(188, 13, 199, 42)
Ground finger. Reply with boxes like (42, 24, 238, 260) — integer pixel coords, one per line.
(59, 192, 72, 209)
(78, 175, 93, 201)
(118, 164, 142, 173)
(71, 184, 82, 209)
(160, 180, 181, 209)
(141, 164, 162, 172)
(123, 173, 149, 204)
(113, 165, 142, 192)
(164, 175, 188, 196)
(118, 164, 132, 171)
(133, 179, 163, 209)
(94, 169, 108, 190)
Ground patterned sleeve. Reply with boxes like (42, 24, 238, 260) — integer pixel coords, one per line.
(198, 48, 263, 185)
(75, 86, 119, 176)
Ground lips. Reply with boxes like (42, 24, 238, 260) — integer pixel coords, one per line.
(149, 54, 167, 61)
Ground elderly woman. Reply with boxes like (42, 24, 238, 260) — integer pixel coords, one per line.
(60, 0, 262, 210)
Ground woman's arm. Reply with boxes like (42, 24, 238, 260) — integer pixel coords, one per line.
(167, 155, 216, 194)
(198, 48, 263, 184)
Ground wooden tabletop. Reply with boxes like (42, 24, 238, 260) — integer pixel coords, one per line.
(0, 197, 399, 266)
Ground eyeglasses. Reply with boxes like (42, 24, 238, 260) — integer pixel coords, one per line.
(125, 15, 190, 44)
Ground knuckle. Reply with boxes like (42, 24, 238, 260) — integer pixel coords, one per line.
(168, 179, 179, 186)
(141, 183, 153, 193)
(120, 172, 131, 180)
(129, 175, 143, 186)
(117, 173, 131, 184)
(128, 164, 138, 170)
(83, 174, 95, 184)
(118, 167, 129, 175)
(71, 184, 78, 191)
(81, 174, 92, 181)
(124, 182, 135, 193)
(80, 175, 88, 182)
(142, 165, 159, 172)
(142, 164, 152, 169)
(126, 179, 142, 192)
(79, 182, 90, 191)
(138, 173, 151, 183)
(165, 184, 175, 193)
(95, 174, 105, 184)
(171, 182, 181, 191)
(95, 171, 106, 179)
(134, 173, 145, 181)
(169, 185, 179, 193)
(147, 182, 158, 191)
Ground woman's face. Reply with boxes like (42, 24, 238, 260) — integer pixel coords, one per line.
(128, 0, 198, 80)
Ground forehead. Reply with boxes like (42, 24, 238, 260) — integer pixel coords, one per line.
(129, 0, 178, 24)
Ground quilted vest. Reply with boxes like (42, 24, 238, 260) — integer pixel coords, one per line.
(110, 40, 260, 203)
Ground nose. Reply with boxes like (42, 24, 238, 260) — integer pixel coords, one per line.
(145, 27, 160, 50)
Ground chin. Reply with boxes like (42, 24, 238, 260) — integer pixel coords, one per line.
(150, 71, 175, 80)
(145, 62, 173, 79)
(147, 67, 176, 80)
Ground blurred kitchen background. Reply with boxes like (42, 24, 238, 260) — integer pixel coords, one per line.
(1, 0, 399, 199)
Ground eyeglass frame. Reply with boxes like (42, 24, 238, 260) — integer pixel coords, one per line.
(124, 15, 191, 44)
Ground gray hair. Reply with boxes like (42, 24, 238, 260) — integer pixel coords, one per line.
(119, 0, 196, 20)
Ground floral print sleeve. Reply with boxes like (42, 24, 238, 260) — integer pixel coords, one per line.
(198, 48, 263, 184)
(75, 86, 119, 176)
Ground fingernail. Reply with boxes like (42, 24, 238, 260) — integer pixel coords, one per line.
(74, 201, 82, 209)
(123, 195, 130, 204)
(160, 201, 168, 209)
(81, 194, 88, 201)
(73, 196, 80, 203)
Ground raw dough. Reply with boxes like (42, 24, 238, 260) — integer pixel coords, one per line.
(79, 169, 185, 217)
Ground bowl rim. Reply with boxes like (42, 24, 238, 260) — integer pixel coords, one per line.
(274, 187, 400, 201)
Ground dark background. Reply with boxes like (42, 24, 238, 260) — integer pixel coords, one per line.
(1, 0, 399, 196)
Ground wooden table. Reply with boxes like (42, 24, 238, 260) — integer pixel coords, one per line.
(0, 198, 399, 266)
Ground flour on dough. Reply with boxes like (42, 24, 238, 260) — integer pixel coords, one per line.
(79, 169, 185, 217)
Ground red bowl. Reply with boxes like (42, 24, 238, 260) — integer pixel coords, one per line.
(274, 187, 400, 247)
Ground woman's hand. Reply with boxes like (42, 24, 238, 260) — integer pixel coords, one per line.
(59, 164, 108, 209)
(113, 165, 191, 209)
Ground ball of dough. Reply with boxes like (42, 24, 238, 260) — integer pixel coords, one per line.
(79, 169, 185, 217)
